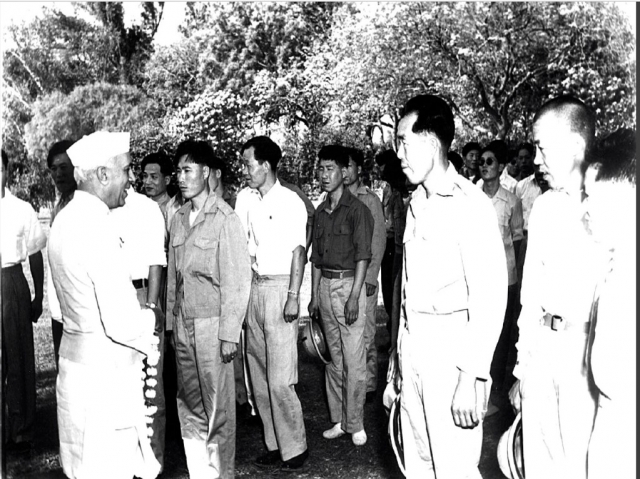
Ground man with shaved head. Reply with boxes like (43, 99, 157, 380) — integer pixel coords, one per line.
(509, 96, 604, 479)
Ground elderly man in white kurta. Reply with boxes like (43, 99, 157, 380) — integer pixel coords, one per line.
(49, 131, 162, 479)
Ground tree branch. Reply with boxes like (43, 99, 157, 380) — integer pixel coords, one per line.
(9, 51, 44, 95)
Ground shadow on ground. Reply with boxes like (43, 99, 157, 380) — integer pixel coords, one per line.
(6, 307, 512, 479)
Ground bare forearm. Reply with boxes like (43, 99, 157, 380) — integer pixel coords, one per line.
(311, 263, 321, 299)
(349, 259, 369, 301)
(146, 265, 163, 304)
(288, 246, 306, 294)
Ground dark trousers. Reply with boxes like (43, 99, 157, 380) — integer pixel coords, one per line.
(380, 237, 395, 321)
(490, 284, 520, 392)
(2, 264, 36, 444)
(51, 318, 63, 371)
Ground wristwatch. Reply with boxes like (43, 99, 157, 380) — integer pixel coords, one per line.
(145, 302, 157, 310)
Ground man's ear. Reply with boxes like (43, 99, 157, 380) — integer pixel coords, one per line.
(96, 166, 109, 185)
(214, 169, 222, 179)
(164, 175, 171, 186)
(498, 163, 505, 173)
(202, 165, 210, 180)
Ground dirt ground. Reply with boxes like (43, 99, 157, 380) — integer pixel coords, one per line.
(5, 219, 513, 478)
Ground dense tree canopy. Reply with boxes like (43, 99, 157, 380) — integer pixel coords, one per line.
(2, 1, 635, 209)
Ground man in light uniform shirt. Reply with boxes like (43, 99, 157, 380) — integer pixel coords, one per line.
(166, 140, 251, 479)
(583, 143, 636, 479)
(343, 147, 386, 401)
(1, 149, 47, 454)
(238, 136, 309, 471)
(48, 131, 162, 479)
(110, 179, 167, 471)
(509, 96, 602, 479)
(393, 95, 507, 478)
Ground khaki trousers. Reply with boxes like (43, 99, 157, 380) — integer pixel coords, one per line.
(246, 275, 307, 460)
(520, 328, 597, 479)
(363, 282, 379, 393)
(319, 276, 367, 433)
(174, 308, 236, 479)
(399, 311, 484, 479)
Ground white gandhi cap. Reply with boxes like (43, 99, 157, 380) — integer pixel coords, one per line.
(67, 131, 130, 169)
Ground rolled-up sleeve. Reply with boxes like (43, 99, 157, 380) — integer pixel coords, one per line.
(218, 214, 252, 343)
(456, 199, 508, 380)
(351, 203, 374, 263)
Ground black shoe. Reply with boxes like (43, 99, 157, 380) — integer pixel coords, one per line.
(366, 391, 377, 404)
(280, 449, 309, 472)
(254, 449, 281, 469)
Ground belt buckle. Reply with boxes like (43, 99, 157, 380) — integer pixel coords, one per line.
(551, 315, 565, 332)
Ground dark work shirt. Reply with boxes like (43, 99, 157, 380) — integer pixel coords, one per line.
(310, 188, 374, 270)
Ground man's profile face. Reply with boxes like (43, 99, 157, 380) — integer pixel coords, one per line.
(142, 163, 169, 199)
(241, 147, 268, 190)
(176, 155, 209, 201)
(479, 151, 502, 182)
(49, 153, 76, 196)
(464, 149, 480, 172)
(532, 113, 582, 190)
(318, 158, 345, 194)
(343, 158, 360, 187)
(397, 112, 435, 185)
(106, 153, 133, 209)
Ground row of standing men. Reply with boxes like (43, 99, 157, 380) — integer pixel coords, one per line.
(1, 91, 635, 479)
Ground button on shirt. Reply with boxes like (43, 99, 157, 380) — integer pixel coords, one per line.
(110, 188, 167, 281)
(402, 164, 507, 379)
(48, 191, 156, 366)
(488, 186, 524, 286)
(515, 190, 605, 378)
(246, 180, 308, 275)
(515, 174, 543, 231)
(310, 188, 374, 271)
(1, 190, 47, 267)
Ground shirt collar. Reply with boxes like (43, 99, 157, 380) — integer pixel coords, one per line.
(320, 187, 354, 213)
(492, 185, 510, 203)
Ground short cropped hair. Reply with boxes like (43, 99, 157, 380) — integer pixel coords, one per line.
(174, 140, 224, 171)
(593, 128, 636, 185)
(46, 139, 76, 168)
(141, 151, 173, 177)
(462, 142, 482, 157)
(318, 145, 350, 169)
(240, 136, 282, 172)
(375, 149, 398, 167)
(518, 142, 534, 156)
(481, 140, 509, 165)
(533, 95, 596, 153)
(448, 151, 464, 172)
(401, 94, 455, 150)
(1, 149, 7, 169)
(347, 147, 365, 168)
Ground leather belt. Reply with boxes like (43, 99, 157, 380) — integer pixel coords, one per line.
(132, 278, 149, 289)
(542, 313, 590, 333)
(321, 269, 355, 279)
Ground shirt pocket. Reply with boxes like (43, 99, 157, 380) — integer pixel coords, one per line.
(192, 236, 219, 276)
(314, 225, 325, 257)
(333, 222, 352, 254)
(403, 231, 467, 314)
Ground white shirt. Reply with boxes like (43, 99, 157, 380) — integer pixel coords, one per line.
(515, 174, 543, 231)
(110, 188, 166, 281)
(244, 180, 307, 275)
(487, 186, 524, 286)
(234, 186, 260, 242)
(402, 164, 508, 380)
(48, 190, 155, 366)
(1, 190, 47, 267)
(515, 190, 605, 377)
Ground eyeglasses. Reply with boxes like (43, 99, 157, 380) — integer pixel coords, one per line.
(478, 158, 495, 167)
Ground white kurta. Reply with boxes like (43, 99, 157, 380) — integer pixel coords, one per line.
(48, 190, 160, 479)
